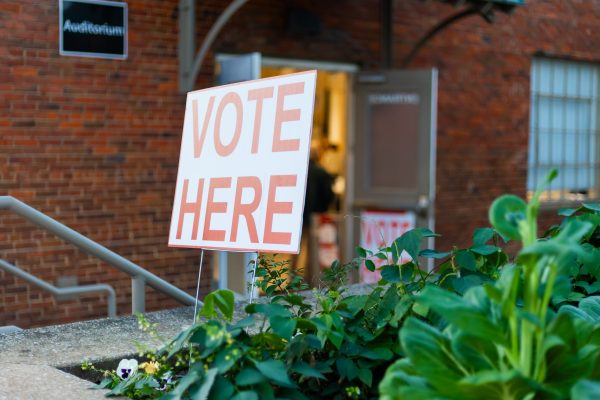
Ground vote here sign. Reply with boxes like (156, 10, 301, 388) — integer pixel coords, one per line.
(169, 71, 317, 253)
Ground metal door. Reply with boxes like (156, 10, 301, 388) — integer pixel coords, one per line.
(346, 69, 437, 269)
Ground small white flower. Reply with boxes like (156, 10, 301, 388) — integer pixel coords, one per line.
(158, 371, 173, 391)
(116, 359, 138, 380)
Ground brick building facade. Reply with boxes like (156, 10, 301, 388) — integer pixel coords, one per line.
(2, 0, 599, 328)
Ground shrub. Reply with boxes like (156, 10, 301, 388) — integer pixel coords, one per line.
(86, 170, 600, 399)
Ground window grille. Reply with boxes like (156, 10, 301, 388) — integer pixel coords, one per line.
(528, 58, 599, 202)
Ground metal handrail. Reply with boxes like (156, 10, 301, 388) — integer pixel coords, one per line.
(0, 196, 197, 314)
(0, 259, 117, 318)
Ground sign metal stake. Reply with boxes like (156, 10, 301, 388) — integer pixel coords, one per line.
(189, 249, 205, 365)
(192, 249, 205, 323)
(249, 251, 259, 303)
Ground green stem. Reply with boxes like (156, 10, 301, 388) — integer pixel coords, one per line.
(520, 261, 539, 377)
(533, 260, 557, 381)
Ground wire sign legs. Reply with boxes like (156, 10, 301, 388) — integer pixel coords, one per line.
(249, 252, 259, 304)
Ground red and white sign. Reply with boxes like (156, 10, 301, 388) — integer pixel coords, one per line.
(169, 71, 317, 253)
(359, 210, 416, 283)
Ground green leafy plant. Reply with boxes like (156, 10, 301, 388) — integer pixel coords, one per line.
(545, 203, 600, 305)
(380, 170, 600, 399)
(83, 170, 600, 399)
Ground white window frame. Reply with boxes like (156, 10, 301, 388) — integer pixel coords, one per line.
(528, 58, 600, 203)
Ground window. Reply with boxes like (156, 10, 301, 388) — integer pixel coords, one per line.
(528, 58, 599, 201)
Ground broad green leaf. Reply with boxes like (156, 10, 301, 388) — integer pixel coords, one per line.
(552, 275, 574, 305)
(470, 245, 500, 256)
(230, 391, 259, 400)
(357, 367, 373, 386)
(458, 369, 539, 399)
(582, 203, 600, 213)
(254, 360, 296, 388)
(134, 375, 159, 390)
(327, 329, 345, 349)
(558, 207, 577, 217)
(364, 347, 394, 360)
(95, 377, 114, 390)
(190, 321, 227, 349)
(412, 301, 429, 317)
(253, 383, 275, 400)
(488, 194, 527, 241)
(235, 368, 266, 386)
(335, 357, 358, 380)
(199, 289, 235, 321)
(356, 246, 368, 258)
(575, 281, 600, 295)
(290, 361, 326, 380)
(245, 303, 291, 318)
(381, 265, 401, 283)
(401, 262, 416, 283)
(379, 359, 438, 400)
(372, 286, 401, 329)
(269, 315, 296, 340)
(390, 296, 413, 327)
(166, 362, 204, 398)
(544, 313, 600, 394)
(282, 294, 307, 307)
(419, 228, 440, 237)
(571, 380, 600, 400)
(400, 317, 464, 390)
(228, 316, 256, 332)
(521, 220, 593, 260)
(580, 245, 600, 279)
(208, 375, 235, 400)
(417, 285, 507, 346)
(473, 227, 495, 246)
(277, 389, 310, 400)
(342, 295, 368, 316)
(451, 274, 483, 295)
(579, 296, 600, 321)
(107, 374, 139, 396)
(188, 368, 218, 400)
(166, 326, 195, 358)
(365, 259, 376, 272)
(214, 346, 242, 373)
(559, 305, 595, 323)
(455, 250, 476, 271)
(452, 333, 499, 371)
(419, 249, 451, 259)
(391, 228, 438, 262)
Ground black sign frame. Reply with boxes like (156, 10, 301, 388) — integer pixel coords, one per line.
(59, 0, 128, 60)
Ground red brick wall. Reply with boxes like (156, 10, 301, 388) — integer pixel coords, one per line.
(204, 0, 600, 251)
(394, 0, 600, 250)
(2, 0, 599, 328)
(0, 0, 211, 328)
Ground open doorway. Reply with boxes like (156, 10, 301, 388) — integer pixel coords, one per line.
(261, 60, 356, 284)
(211, 54, 358, 295)
(261, 65, 350, 211)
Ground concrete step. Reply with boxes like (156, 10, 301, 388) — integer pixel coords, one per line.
(0, 326, 22, 335)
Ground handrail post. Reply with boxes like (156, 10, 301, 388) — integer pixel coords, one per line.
(0, 196, 198, 308)
(107, 289, 117, 318)
(131, 276, 145, 314)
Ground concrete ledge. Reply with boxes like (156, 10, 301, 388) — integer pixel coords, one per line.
(0, 284, 374, 399)
(0, 306, 198, 399)
(0, 364, 112, 400)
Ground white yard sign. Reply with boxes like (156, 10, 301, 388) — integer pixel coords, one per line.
(169, 71, 317, 253)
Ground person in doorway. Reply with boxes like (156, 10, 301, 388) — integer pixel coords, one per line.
(295, 139, 335, 283)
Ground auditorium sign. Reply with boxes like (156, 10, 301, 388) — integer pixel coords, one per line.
(59, 0, 128, 59)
